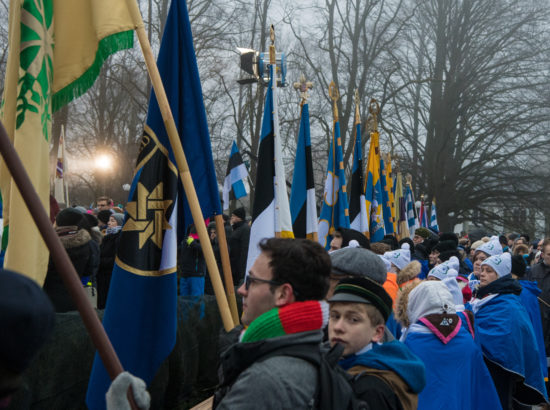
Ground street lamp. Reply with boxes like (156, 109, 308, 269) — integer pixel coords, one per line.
(95, 153, 113, 195)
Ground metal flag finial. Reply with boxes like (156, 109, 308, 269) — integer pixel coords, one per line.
(293, 74, 313, 105)
(329, 81, 339, 121)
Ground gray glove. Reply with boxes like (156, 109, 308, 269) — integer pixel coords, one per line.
(106, 371, 150, 410)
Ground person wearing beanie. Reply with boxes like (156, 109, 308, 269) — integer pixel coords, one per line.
(228, 207, 250, 286)
(43, 208, 100, 312)
(427, 256, 460, 281)
(383, 243, 411, 273)
(395, 281, 500, 410)
(328, 277, 426, 410)
(0, 270, 55, 407)
(413, 228, 430, 245)
(330, 227, 370, 251)
(97, 209, 113, 234)
(470, 252, 548, 408)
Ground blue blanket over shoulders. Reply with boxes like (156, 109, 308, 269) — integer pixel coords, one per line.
(405, 323, 501, 410)
(474, 293, 547, 402)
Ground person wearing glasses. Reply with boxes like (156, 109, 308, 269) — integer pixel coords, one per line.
(214, 238, 331, 409)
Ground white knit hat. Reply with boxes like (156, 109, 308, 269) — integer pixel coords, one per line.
(383, 243, 411, 271)
(481, 252, 511, 278)
(442, 274, 464, 312)
(379, 255, 392, 272)
(427, 256, 460, 281)
(475, 235, 503, 257)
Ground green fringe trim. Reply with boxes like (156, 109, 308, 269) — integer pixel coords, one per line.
(2, 225, 9, 252)
(52, 30, 134, 113)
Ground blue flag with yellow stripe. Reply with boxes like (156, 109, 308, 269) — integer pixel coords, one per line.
(365, 131, 385, 243)
(318, 103, 350, 250)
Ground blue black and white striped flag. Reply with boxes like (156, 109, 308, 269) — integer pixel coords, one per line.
(430, 199, 439, 232)
(223, 141, 248, 210)
(290, 102, 318, 240)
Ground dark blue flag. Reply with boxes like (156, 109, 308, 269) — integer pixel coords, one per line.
(86, 0, 221, 408)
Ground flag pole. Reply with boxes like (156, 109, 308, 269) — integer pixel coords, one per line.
(126, 0, 235, 331)
(214, 214, 239, 324)
(0, 120, 137, 404)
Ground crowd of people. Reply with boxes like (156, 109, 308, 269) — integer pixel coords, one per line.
(2, 193, 550, 410)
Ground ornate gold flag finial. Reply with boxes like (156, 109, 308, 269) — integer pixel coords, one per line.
(329, 81, 339, 121)
(405, 173, 412, 185)
(354, 89, 360, 125)
(293, 74, 313, 105)
(269, 25, 276, 65)
(369, 98, 380, 132)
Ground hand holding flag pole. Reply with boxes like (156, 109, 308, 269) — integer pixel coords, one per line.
(125, 0, 235, 331)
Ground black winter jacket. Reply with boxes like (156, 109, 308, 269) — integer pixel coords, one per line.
(43, 226, 100, 312)
(528, 261, 550, 354)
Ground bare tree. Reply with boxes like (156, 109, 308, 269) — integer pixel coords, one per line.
(385, 0, 550, 231)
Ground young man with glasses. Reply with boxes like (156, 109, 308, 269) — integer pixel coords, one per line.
(214, 238, 331, 409)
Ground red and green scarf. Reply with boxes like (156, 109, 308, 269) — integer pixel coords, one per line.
(241, 300, 329, 343)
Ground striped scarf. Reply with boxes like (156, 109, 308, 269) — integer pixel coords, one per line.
(241, 300, 329, 343)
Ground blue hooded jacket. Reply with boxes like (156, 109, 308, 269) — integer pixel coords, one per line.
(339, 340, 426, 394)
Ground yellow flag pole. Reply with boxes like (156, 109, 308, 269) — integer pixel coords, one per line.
(214, 214, 239, 324)
(126, 0, 235, 331)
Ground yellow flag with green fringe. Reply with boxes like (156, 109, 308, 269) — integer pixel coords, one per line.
(0, 0, 136, 285)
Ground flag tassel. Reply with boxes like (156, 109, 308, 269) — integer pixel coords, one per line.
(127, 0, 235, 331)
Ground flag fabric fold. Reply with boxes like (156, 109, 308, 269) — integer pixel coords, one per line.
(405, 181, 419, 236)
(380, 154, 393, 235)
(318, 99, 350, 250)
(223, 141, 248, 210)
(348, 102, 368, 236)
(0, 0, 134, 284)
(54, 125, 69, 206)
(87, 0, 221, 408)
(419, 199, 429, 228)
(289, 102, 318, 240)
(246, 62, 294, 274)
(430, 199, 439, 232)
(394, 172, 410, 240)
(365, 131, 385, 243)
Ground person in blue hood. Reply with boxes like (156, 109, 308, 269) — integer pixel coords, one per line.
(471, 252, 548, 408)
(328, 277, 426, 410)
(396, 280, 501, 410)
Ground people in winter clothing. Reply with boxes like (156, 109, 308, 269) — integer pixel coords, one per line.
(471, 253, 548, 408)
(43, 208, 100, 312)
(330, 227, 370, 251)
(228, 208, 250, 286)
(97, 215, 123, 309)
(178, 228, 206, 297)
(328, 277, 426, 410)
(396, 281, 501, 410)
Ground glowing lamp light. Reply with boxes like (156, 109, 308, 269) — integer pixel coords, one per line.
(95, 154, 112, 171)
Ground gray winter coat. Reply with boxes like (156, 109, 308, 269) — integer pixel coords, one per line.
(214, 330, 321, 409)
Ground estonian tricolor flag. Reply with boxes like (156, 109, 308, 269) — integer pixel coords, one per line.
(290, 102, 318, 240)
(246, 62, 294, 274)
(223, 141, 248, 210)
(349, 101, 368, 235)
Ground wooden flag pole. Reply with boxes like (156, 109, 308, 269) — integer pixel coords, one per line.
(0, 121, 139, 409)
(126, 0, 235, 331)
(214, 214, 239, 324)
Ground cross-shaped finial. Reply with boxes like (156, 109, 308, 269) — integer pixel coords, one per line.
(293, 74, 313, 103)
